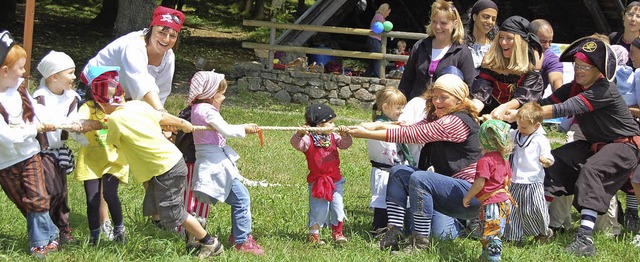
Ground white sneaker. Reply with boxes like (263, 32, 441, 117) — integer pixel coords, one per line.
(101, 220, 115, 240)
(631, 234, 640, 247)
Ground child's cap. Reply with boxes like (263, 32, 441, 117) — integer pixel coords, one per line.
(479, 119, 510, 152)
(150, 6, 185, 33)
(611, 44, 629, 66)
(187, 70, 225, 104)
(305, 103, 336, 127)
(37, 51, 75, 79)
(0, 30, 15, 65)
(86, 66, 121, 85)
(89, 66, 124, 105)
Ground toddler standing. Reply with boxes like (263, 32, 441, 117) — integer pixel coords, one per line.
(504, 102, 554, 242)
(32, 50, 80, 245)
(368, 87, 412, 232)
(74, 66, 129, 245)
(290, 104, 352, 244)
(463, 119, 514, 262)
(188, 71, 265, 255)
(394, 40, 409, 71)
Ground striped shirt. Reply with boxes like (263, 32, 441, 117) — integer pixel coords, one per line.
(386, 114, 476, 182)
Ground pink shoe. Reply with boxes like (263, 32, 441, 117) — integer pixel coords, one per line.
(45, 240, 59, 252)
(308, 233, 326, 245)
(234, 235, 265, 255)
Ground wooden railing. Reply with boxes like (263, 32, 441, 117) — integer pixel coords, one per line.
(242, 19, 428, 78)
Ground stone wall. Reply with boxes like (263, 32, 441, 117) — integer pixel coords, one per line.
(232, 63, 401, 109)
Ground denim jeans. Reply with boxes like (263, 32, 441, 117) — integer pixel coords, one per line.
(27, 211, 58, 248)
(210, 179, 252, 244)
(364, 37, 382, 77)
(387, 165, 480, 238)
(308, 178, 346, 228)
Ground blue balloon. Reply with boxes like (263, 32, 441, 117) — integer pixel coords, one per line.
(371, 21, 384, 34)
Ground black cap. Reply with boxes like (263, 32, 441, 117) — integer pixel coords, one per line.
(0, 30, 15, 65)
(559, 36, 616, 81)
(305, 103, 336, 127)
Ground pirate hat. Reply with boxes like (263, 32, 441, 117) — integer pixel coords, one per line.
(559, 36, 616, 81)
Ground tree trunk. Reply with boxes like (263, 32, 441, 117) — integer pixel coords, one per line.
(296, 0, 306, 18)
(0, 0, 17, 25)
(251, 0, 264, 20)
(91, 0, 118, 31)
(114, 0, 155, 37)
(243, 0, 253, 15)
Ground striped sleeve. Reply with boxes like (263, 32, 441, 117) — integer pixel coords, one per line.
(386, 114, 470, 145)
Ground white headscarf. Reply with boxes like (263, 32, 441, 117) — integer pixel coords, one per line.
(37, 50, 75, 86)
(187, 70, 225, 104)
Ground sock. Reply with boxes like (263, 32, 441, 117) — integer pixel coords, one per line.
(579, 209, 597, 233)
(627, 194, 638, 213)
(199, 234, 214, 245)
(309, 229, 320, 235)
(90, 229, 101, 239)
(413, 213, 431, 237)
(386, 201, 405, 229)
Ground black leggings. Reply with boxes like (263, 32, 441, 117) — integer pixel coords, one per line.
(84, 174, 123, 231)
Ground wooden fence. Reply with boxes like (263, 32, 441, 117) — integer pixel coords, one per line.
(242, 19, 428, 78)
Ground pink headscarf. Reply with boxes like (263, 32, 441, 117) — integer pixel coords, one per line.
(187, 71, 225, 104)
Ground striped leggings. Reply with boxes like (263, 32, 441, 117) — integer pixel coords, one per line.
(178, 162, 210, 235)
(504, 182, 549, 241)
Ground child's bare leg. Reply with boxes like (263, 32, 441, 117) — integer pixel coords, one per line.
(182, 214, 207, 240)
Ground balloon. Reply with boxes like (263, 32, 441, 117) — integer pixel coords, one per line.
(371, 22, 384, 34)
(383, 21, 393, 32)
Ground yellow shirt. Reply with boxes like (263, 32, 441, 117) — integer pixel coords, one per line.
(106, 101, 182, 183)
(75, 101, 129, 183)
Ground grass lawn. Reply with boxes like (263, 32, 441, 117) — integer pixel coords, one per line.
(1, 86, 639, 261)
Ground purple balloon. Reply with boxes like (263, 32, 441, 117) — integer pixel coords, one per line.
(371, 21, 384, 34)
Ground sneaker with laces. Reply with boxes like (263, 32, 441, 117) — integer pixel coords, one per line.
(101, 220, 115, 240)
(30, 246, 47, 259)
(308, 233, 326, 245)
(378, 226, 404, 251)
(234, 234, 265, 255)
(113, 226, 127, 243)
(59, 227, 78, 245)
(565, 229, 595, 257)
(402, 232, 429, 252)
(625, 211, 640, 233)
(332, 232, 348, 244)
(631, 234, 640, 247)
(466, 218, 482, 239)
(45, 240, 59, 253)
(197, 237, 224, 259)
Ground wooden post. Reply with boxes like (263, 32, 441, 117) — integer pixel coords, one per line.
(379, 34, 387, 79)
(23, 0, 36, 80)
(268, 18, 276, 70)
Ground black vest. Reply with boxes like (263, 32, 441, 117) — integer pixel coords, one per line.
(418, 111, 482, 176)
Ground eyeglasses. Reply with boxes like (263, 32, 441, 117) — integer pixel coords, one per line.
(626, 12, 640, 20)
(573, 63, 595, 71)
(155, 30, 178, 40)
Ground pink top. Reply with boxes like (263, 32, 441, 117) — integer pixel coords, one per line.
(475, 151, 512, 205)
(369, 13, 385, 41)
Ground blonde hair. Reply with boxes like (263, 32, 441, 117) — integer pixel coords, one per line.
(426, 0, 465, 44)
(482, 33, 533, 74)
(1, 44, 27, 68)
(372, 86, 407, 120)
(397, 40, 407, 49)
(516, 102, 543, 126)
(423, 82, 479, 122)
(377, 3, 390, 14)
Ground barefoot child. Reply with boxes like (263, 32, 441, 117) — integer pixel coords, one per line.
(91, 67, 224, 258)
(463, 119, 514, 262)
(188, 70, 265, 255)
(290, 104, 352, 244)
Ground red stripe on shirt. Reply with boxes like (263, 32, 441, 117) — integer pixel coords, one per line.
(387, 114, 470, 145)
(577, 94, 594, 111)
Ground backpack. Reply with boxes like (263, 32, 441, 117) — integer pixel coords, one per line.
(174, 105, 196, 163)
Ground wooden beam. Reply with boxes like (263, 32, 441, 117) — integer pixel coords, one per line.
(582, 0, 611, 33)
(23, 0, 35, 80)
(243, 42, 409, 62)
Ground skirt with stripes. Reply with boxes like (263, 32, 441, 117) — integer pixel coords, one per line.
(504, 182, 549, 241)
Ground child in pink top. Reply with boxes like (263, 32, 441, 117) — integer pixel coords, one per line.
(463, 119, 514, 262)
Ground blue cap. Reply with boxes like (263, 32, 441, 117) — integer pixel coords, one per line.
(87, 66, 120, 84)
(434, 65, 464, 81)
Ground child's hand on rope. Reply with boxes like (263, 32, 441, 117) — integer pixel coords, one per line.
(180, 120, 194, 133)
(295, 125, 309, 138)
(337, 125, 350, 135)
(37, 123, 56, 132)
(80, 120, 105, 132)
(244, 124, 259, 134)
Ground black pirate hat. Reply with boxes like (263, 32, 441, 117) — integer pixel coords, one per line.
(559, 36, 616, 81)
(305, 103, 336, 127)
(0, 30, 15, 65)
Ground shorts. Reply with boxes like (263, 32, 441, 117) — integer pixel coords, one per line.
(142, 159, 189, 229)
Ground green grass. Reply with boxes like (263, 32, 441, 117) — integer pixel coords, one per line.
(2, 86, 640, 261)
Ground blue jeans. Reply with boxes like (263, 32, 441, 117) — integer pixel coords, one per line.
(365, 37, 382, 77)
(308, 178, 346, 228)
(27, 211, 58, 248)
(387, 165, 480, 238)
(210, 179, 252, 244)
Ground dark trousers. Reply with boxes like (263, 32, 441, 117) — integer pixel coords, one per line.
(0, 153, 50, 214)
(41, 153, 70, 228)
(84, 174, 122, 231)
(545, 140, 638, 214)
(364, 37, 382, 77)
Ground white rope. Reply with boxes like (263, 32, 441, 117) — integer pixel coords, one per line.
(14, 124, 357, 132)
